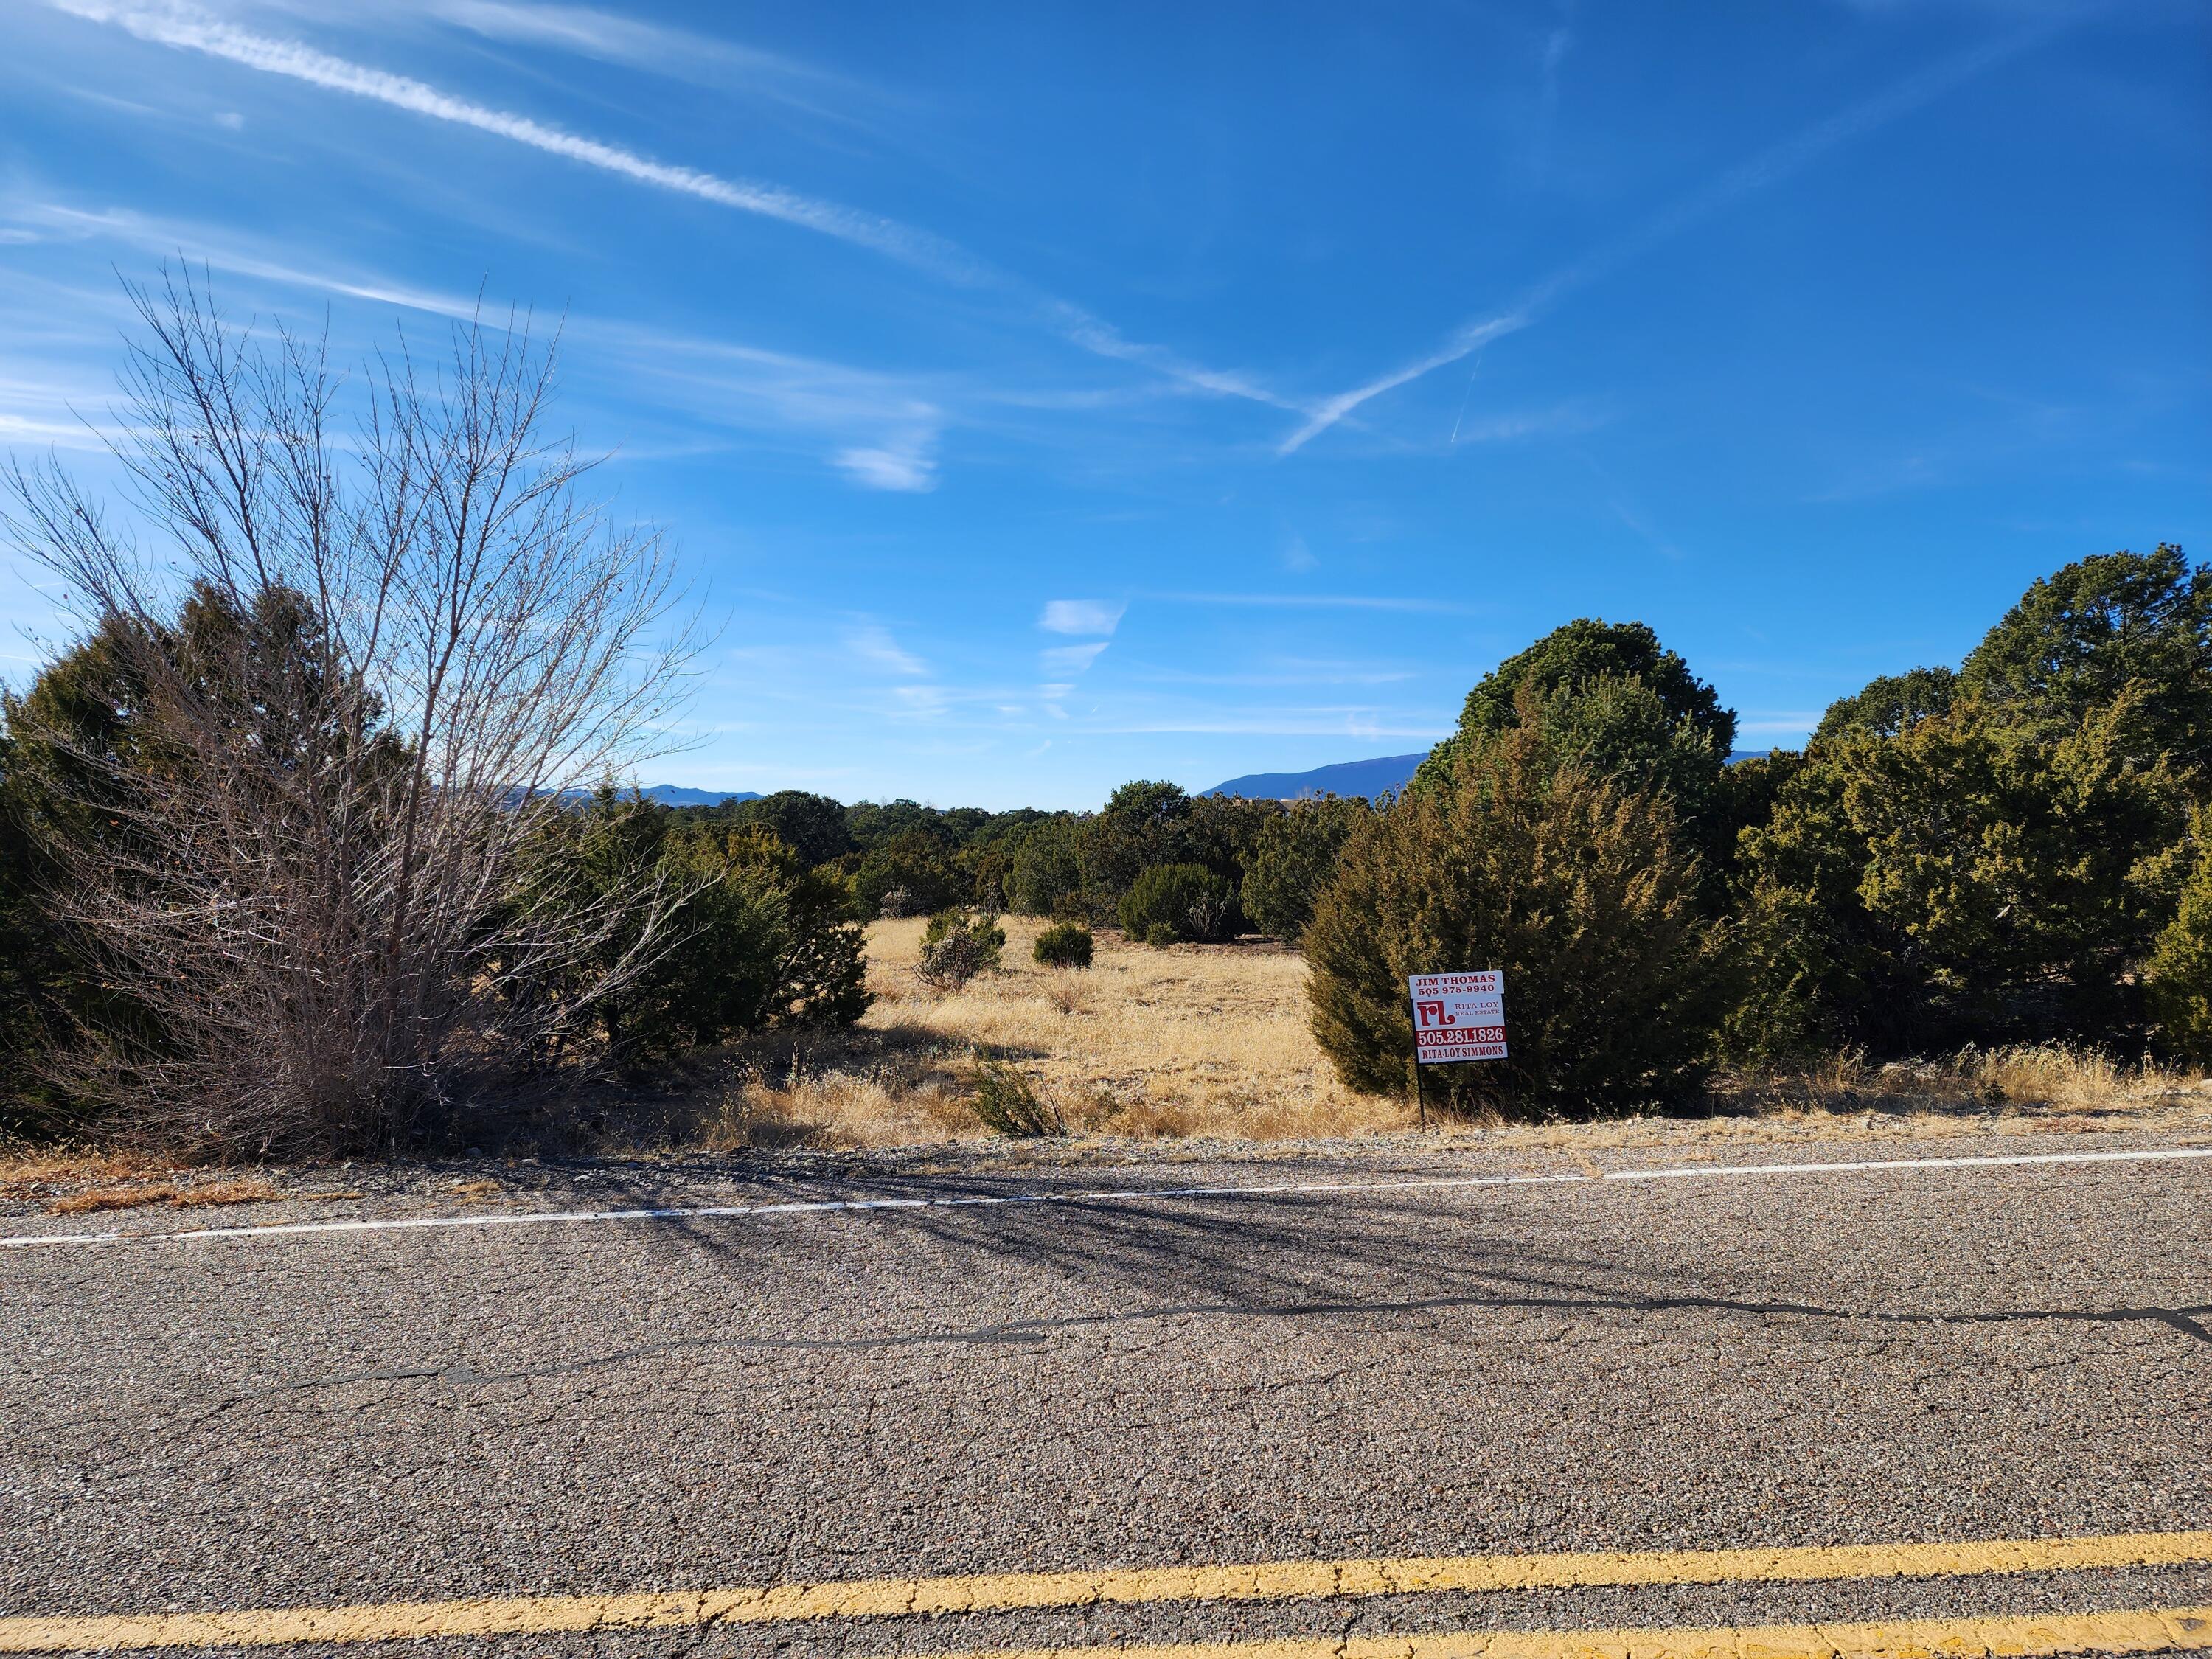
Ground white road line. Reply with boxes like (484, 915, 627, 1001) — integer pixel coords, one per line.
(4, 1144, 2208, 1251)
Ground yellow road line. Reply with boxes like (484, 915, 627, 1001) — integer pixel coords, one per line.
(907, 1608, 2212, 1659)
(1, 1533, 2209, 1652)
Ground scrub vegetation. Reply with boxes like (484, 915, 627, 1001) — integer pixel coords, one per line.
(4, 274, 2211, 1161)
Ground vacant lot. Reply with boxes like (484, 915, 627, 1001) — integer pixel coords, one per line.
(703, 917, 2212, 1153)
(713, 916, 1408, 1147)
(10, 920, 2211, 1200)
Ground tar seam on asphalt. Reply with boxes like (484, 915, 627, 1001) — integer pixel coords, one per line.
(268, 1285, 2212, 1399)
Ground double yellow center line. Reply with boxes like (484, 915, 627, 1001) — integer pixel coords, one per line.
(4, 1528, 2209, 1654)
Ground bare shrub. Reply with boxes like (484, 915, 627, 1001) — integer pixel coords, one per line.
(915, 910, 1004, 991)
(1, 270, 695, 1155)
(969, 1058, 1062, 1137)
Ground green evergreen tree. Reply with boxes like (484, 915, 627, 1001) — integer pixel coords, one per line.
(1118, 863, 1237, 945)
(1239, 796, 1368, 942)
(1811, 667, 1957, 743)
(1308, 695, 1722, 1117)
(1958, 543, 2211, 762)
(2147, 809, 2212, 1063)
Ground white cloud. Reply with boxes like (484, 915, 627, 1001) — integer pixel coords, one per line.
(212, 108, 243, 128)
(1153, 591, 1478, 614)
(841, 623, 927, 678)
(891, 684, 949, 719)
(428, 0, 877, 119)
(1038, 599, 1124, 636)
(1049, 305, 1310, 415)
(1040, 641, 1108, 675)
(49, 0, 981, 280)
(833, 437, 936, 493)
(1278, 313, 1528, 454)
(15, 201, 486, 317)
(44, 2, 1290, 417)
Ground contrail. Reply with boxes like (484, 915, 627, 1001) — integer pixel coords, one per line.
(47, 0, 1316, 417)
(1279, 16, 2073, 455)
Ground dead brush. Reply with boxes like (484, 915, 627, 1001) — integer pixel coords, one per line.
(46, 1178, 280, 1217)
(1040, 976, 1091, 1016)
(1714, 1042, 2202, 1118)
(969, 1058, 1063, 1138)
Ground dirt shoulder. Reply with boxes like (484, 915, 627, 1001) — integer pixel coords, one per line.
(7, 1096, 2210, 1229)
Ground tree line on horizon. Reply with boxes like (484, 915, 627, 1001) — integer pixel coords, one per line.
(547, 540, 2212, 1119)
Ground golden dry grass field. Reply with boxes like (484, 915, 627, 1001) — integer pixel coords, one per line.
(700, 917, 2212, 1155)
(711, 917, 1411, 1148)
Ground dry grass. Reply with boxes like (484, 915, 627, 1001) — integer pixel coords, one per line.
(44, 1178, 282, 1216)
(698, 918, 2212, 1152)
(12, 927, 2208, 1170)
(705, 917, 1412, 1150)
(1713, 1044, 2211, 1124)
(0, 1146, 175, 1194)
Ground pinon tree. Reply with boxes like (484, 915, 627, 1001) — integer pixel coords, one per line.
(1727, 548, 2205, 1060)
(2147, 808, 2212, 1064)
(1306, 686, 1723, 1119)
(0, 269, 696, 1154)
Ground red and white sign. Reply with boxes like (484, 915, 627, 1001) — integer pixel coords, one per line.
(1408, 970, 1507, 1063)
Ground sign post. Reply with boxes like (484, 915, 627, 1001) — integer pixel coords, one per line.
(1407, 970, 1507, 1127)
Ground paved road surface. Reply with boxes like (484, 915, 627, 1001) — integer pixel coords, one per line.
(4, 1132, 2210, 1657)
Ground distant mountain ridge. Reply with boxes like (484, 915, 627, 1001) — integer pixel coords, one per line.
(1206, 748, 1777, 801)
(1206, 754, 1427, 801)
(557, 785, 763, 808)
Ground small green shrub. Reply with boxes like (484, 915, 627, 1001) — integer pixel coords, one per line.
(1032, 922, 1093, 968)
(916, 909, 1005, 990)
(970, 1058, 1062, 1136)
(1117, 862, 1237, 945)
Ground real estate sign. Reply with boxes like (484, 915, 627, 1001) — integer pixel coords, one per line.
(1408, 970, 1507, 1064)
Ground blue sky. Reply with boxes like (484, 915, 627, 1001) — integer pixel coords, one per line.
(1, 0, 2205, 809)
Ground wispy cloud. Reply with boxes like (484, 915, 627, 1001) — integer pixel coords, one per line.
(1040, 641, 1109, 675)
(834, 434, 938, 492)
(12, 201, 486, 317)
(1050, 307, 1312, 415)
(891, 684, 950, 720)
(48, 0, 984, 281)
(1130, 660, 1419, 688)
(1279, 314, 1528, 455)
(428, 0, 874, 116)
(7, 197, 960, 491)
(1038, 599, 1124, 636)
(47, 0, 1290, 418)
(841, 622, 928, 678)
(1281, 18, 2067, 454)
(1092, 712, 1450, 738)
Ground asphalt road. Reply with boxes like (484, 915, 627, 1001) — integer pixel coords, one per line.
(4, 1131, 2211, 1657)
